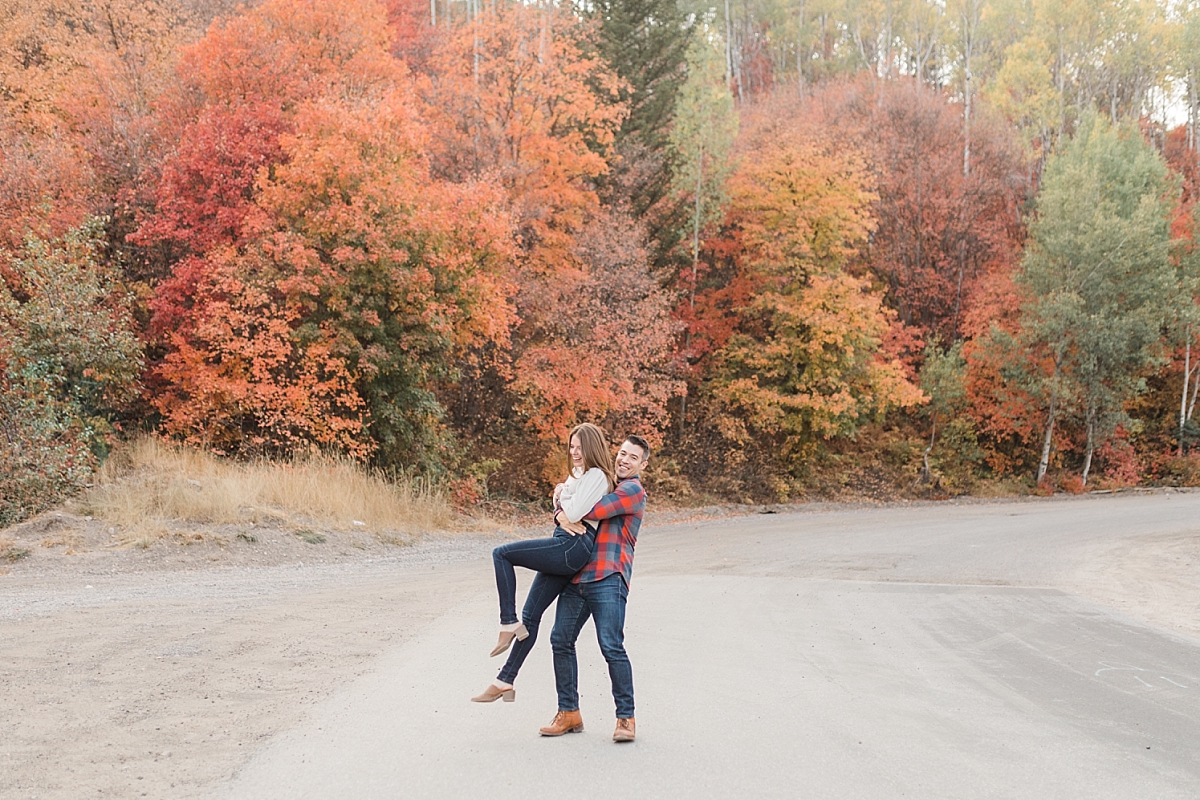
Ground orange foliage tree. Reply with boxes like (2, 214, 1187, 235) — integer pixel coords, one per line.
(804, 78, 1028, 344)
(418, 4, 681, 472)
(960, 269, 1043, 475)
(136, 0, 516, 468)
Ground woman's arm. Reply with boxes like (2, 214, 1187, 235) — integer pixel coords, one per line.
(558, 468, 609, 523)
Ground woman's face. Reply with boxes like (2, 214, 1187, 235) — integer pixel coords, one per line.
(569, 434, 584, 468)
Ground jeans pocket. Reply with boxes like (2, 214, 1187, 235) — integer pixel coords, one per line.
(563, 537, 594, 572)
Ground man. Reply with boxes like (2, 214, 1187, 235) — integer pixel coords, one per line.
(539, 435, 650, 743)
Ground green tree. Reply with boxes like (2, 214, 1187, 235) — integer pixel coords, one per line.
(581, 0, 693, 252)
(0, 219, 143, 525)
(1171, 204, 1200, 455)
(671, 28, 737, 259)
(1174, 0, 1200, 154)
(671, 26, 738, 437)
(984, 0, 1172, 170)
(918, 340, 969, 483)
(1019, 115, 1177, 485)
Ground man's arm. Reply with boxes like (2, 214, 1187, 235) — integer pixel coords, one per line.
(584, 480, 645, 522)
(554, 506, 588, 535)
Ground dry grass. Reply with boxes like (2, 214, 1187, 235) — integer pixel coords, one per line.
(75, 438, 457, 543)
(39, 528, 84, 553)
(0, 534, 31, 562)
(972, 476, 1031, 498)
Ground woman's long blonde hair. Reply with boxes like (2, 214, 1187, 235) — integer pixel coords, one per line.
(569, 423, 616, 493)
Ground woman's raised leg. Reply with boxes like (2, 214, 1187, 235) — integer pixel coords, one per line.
(492, 531, 590, 625)
(497, 571, 571, 685)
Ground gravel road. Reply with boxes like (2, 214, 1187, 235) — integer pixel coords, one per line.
(2, 491, 1198, 798)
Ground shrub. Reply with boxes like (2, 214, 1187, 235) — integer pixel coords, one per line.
(0, 220, 142, 526)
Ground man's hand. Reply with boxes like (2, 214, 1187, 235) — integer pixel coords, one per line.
(557, 515, 587, 536)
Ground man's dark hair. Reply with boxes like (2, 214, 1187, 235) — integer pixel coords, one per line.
(624, 434, 651, 462)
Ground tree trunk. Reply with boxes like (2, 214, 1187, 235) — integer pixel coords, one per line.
(472, 0, 480, 84)
(921, 413, 937, 483)
(1182, 331, 1191, 457)
(692, 144, 704, 278)
(1188, 68, 1196, 155)
(1037, 393, 1057, 485)
(1082, 408, 1095, 486)
(1189, 359, 1200, 424)
(961, 0, 974, 177)
(913, 128, 922, 323)
(796, 0, 807, 97)
(680, 143, 705, 439)
(962, 61, 971, 177)
(724, 0, 734, 88)
(951, 239, 965, 340)
(1036, 361, 1061, 484)
(732, 32, 745, 102)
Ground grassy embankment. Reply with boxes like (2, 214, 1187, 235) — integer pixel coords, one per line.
(64, 438, 460, 548)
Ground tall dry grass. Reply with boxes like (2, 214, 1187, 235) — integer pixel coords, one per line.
(77, 438, 456, 537)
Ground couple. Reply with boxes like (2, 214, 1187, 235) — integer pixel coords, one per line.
(472, 424, 649, 744)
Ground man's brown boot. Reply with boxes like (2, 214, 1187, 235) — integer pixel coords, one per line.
(539, 710, 584, 736)
(613, 717, 636, 742)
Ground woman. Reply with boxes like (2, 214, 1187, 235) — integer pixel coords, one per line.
(471, 423, 615, 703)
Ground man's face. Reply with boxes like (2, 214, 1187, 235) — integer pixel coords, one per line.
(614, 441, 649, 480)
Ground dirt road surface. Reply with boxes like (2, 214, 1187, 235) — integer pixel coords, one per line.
(2, 492, 1198, 798)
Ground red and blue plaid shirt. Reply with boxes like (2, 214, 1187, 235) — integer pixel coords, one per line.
(574, 476, 645, 587)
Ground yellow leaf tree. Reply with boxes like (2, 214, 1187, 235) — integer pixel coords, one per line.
(709, 127, 924, 470)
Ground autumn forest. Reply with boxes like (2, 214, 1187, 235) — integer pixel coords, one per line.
(2, 0, 1200, 525)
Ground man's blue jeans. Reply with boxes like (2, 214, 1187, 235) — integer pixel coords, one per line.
(550, 573, 634, 718)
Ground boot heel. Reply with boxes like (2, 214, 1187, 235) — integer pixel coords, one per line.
(471, 684, 516, 703)
(490, 623, 530, 657)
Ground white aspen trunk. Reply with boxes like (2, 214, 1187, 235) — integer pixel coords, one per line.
(1036, 360, 1061, 484)
(1182, 331, 1191, 457)
(1057, 38, 1065, 142)
(724, 0, 733, 86)
(430, 0, 436, 27)
(961, 1, 975, 177)
(1081, 410, 1095, 486)
(1188, 69, 1196, 154)
(796, 1, 806, 96)
(1037, 391, 1057, 484)
(471, 0, 480, 84)
(1189, 358, 1200, 423)
(692, 144, 704, 292)
(732, 25, 745, 103)
(922, 414, 937, 483)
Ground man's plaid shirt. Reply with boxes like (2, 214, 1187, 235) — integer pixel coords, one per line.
(573, 476, 645, 587)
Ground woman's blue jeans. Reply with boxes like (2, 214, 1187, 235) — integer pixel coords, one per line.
(495, 572, 569, 685)
(493, 527, 596, 624)
(492, 527, 595, 685)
